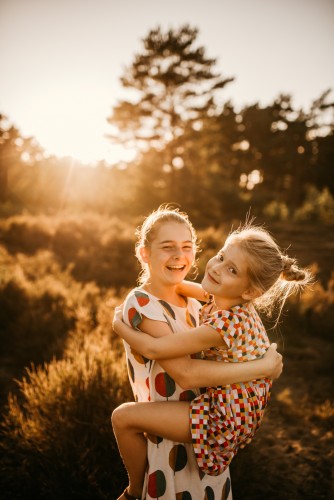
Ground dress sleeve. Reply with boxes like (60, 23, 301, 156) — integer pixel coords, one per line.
(202, 309, 241, 348)
(123, 289, 167, 329)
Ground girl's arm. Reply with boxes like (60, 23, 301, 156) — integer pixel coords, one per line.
(138, 316, 282, 389)
(113, 308, 283, 389)
(113, 316, 222, 359)
(176, 280, 210, 302)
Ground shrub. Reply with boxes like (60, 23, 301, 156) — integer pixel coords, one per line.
(0, 332, 132, 499)
(294, 186, 334, 223)
(263, 200, 290, 221)
(0, 245, 122, 403)
(0, 213, 139, 290)
(287, 267, 334, 341)
(52, 213, 138, 289)
(0, 249, 82, 368)
(0, 214, 54, 254)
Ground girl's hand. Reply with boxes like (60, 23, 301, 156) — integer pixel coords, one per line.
(112, 304, 124, 335)
(264, 343, 283, 380)
(176, 280, 208, 302)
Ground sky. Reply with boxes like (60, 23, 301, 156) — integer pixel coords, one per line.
(1, 0, 333, 164)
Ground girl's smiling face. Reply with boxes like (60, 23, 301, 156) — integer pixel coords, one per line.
(141, 222, 195, 286)
(202, 242, 255, 309)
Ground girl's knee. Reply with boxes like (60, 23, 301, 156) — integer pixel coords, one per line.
(111, 402, 136, 431)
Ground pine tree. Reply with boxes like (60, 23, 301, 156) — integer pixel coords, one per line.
(107, 25, 233, 196)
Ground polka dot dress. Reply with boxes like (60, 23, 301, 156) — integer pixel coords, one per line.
(190, 301, 272, 475)
(123, 288, 233, 500)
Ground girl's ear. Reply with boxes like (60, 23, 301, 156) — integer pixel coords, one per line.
(242, 287, 261, 301)
(139, 246, 150, 263)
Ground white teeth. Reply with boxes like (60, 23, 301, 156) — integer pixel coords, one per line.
(167, 265, 185, 270)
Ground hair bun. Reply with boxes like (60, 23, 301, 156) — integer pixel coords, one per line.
(281, 255, 306, 282)
(281, 255, 294, 271)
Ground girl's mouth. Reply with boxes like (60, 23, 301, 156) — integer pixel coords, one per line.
(166, 265, 186, 272)
(207, 272, 219, 284)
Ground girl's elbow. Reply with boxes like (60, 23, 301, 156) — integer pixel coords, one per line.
(142, 346, 158, 360)
(146, 345, 166, 360)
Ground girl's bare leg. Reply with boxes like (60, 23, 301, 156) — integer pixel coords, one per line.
(112, 401, 192, 498)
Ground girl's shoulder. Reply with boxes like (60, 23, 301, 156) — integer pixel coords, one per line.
(201, 302, 253, 326)
(235, 302, 261, 322)
(125, 287, 151, 306)
(184, 295, 202, 315)
(226, 302, 256, 318)
(123, 287, 166, 328)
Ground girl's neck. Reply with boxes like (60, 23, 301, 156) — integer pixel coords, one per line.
(212, 295, 248, 311)
(142, 281, 186, 307)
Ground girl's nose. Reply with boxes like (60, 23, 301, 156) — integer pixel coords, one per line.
(212, 262, 223, 274)
(173, 247, 183, 256)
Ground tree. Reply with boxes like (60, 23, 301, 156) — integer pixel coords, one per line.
(0, 114, 44, 205)
(107, 25, 233, 196)
(306, 89, 334, 195)
(314, 132, 334, 194)
(237, 96, 313, 209)
(0, 115, 21, 201)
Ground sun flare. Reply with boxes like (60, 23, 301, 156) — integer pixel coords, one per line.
(17, 76, 138, 166)
(40, 117, 137, 166)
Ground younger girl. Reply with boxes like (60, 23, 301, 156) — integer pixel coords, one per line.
(112, 223, 310, 494)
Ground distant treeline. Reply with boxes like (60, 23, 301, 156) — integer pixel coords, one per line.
(1, 25, 334, 227)
(1, 96, 333, 228)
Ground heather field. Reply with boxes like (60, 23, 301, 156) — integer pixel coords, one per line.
(0, 214, 333, 499)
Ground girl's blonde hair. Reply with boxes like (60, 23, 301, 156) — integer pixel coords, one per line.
(135, 205, 198, 285)
(226, 223, 312, 320)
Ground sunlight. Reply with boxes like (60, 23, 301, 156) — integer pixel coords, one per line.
(239, 169, 263, 190)
(15, 75, 139, 166)
(41, 118, 137, 165)
(103, 144, 137, 166)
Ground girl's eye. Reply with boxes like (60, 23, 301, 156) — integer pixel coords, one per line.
(229, 267, 237, 275)
(162, 245, 193, 251)
(217, 253, 224, 261)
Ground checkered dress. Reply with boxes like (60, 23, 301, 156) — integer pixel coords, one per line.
(190, 301, 272, 475)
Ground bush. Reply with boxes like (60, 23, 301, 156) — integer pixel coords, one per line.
(0, 248, 92, 368)
(263, 200, 290, 221)
(0, 213, 139, 289)
(0, 215, 54, 254)
(0, 245, 126, 413)
(294, 186, 334, 223)
(287, 267, 334, 341)
(52, 213, 138, 289)
(0, 332, 132, 499)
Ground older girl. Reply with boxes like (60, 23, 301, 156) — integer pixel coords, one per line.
(113, 208, 283, 500)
